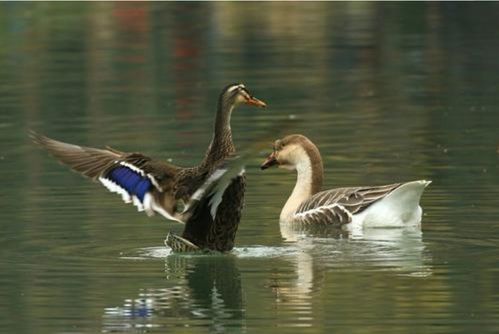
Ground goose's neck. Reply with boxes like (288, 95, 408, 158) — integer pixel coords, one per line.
(203, 100, 235, 167)
(280, 150, 323, 221)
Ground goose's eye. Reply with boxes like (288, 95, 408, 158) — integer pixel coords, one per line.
(274, 140, 282, 151)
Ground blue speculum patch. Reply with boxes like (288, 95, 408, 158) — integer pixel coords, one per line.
(108, 167, 152, 201)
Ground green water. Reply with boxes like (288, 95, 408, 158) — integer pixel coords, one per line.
(1, 2, 499, 333)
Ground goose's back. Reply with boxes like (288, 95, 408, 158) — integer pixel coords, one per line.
(292, 183, 402, 226)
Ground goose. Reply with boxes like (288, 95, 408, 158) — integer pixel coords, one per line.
(32, 83, 266, 252)
(260, 134, 431, 232)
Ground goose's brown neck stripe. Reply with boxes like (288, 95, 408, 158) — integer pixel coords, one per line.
(280, 138, 324, 220)
(301, 138, 324, 195)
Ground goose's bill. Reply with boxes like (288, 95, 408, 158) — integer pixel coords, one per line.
(245, 96, 267, 108)
(260, 152, 278, 170)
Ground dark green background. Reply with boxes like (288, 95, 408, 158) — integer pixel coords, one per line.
(1, 2, 498, 333)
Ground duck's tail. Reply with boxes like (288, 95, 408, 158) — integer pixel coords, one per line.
(164, 232, 200, 253)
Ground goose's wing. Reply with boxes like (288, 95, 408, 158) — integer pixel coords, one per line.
(31, 132, 183, 221)
(294, 183, 402, 226)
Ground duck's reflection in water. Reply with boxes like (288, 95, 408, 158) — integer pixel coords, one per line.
(102, 255, 244, 333)
(270, 222, 432, 304)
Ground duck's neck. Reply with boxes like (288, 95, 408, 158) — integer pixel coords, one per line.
(203, 100, 235, 167)
(280, 149, 323, 221)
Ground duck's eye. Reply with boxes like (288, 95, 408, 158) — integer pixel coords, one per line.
(239, 87, 250, 97)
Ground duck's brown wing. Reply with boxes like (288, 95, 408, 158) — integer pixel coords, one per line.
(31, 132, 182, 221)
(293, 183, 402, 226)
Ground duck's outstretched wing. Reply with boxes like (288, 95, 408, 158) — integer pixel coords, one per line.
(293, 183, 402, 226)
(31, 131, 182, 221)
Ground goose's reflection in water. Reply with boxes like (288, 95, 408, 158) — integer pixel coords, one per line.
(102, 255, 245, 333)
(270, 222, 432, 304)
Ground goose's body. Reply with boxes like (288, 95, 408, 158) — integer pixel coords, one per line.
(261, 134, 430, 229)
(32, 83, 266, 252)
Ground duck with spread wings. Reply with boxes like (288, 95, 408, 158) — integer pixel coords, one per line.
(32, 83, 266, 252)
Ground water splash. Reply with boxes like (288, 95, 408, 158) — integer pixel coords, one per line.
(121, 245, 301, 260)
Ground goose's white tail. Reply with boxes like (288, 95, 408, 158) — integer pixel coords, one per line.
(351, 180, 431, 228)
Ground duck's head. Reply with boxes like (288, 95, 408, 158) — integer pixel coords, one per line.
(260, 134, 322, 171)
(220, 83, 267, 109)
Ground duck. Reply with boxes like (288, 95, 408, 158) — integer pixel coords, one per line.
(260, 134, 431, 232)
(32, 83, 266, 252)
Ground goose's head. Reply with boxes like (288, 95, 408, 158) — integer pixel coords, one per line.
(220, 83, 267, 109)
(260, 134, 322, 172)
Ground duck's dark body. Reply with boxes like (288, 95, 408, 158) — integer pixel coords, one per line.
(171, 136, 246, 252)
(182, 175, 245, 252)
